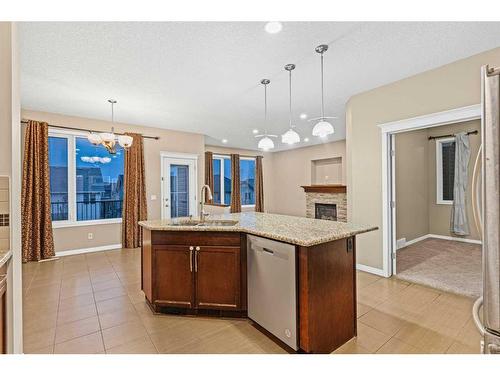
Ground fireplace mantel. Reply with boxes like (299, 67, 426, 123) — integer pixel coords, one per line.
(301, 184, 347, 194)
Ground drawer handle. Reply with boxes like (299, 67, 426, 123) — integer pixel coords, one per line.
(189, 249, 193, 272)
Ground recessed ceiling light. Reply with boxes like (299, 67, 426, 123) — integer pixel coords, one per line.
(300, 113, 308, 120)
(252, 129, 259, 134)
(221, 139, 228, 144)
(304, 137, 310, 142)
(265, 21, 282, 34)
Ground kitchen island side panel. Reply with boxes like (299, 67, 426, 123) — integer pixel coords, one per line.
(298, 237, 356, 353)
(142, 228, 153, 303)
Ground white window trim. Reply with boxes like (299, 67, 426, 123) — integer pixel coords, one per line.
(49, 128, 123, 228)
(212, 154, 257, 208)
(436, 137, 455, 205)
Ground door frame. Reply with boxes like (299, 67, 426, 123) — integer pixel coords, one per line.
(378, 104, 481, 277)
(160, 152, 199, 220)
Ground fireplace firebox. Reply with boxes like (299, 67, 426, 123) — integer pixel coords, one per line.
(315, 203, 337, 221)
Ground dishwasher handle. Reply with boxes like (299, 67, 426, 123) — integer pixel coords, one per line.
(250, 243, 275, 255)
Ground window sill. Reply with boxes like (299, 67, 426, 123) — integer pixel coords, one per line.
(436, 200, 453, 205)
(241, 205, 256, 209)
(52, 218, 122, 229)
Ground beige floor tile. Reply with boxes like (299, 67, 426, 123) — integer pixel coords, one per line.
(23, 327, 56, 353)
(94, 286, 127, 302)
(446, 340, 481, 354)
(356, 271, 381, 289)
(106, 336, 158, 354)
(102, 321, 149, 350)
(96, 295, 134, 315)
(25, 345, 54, 354)
(23, 310, 58, 336)
(55, 316, 101, 344)
(54, 332, 105, 354)
(376, 337, 424, 354)
(394, 322, 455, 353)
(354, 322, 391, 352)
(57, 303, 97, 326)
(357, 302, 372, 318)
(454, 318, 482, 348)
(59, 292, 95, 310)
(92, 278, 123, 292)
(358, 308, 407, 336)
(90, 272, 119, 284)
(332, 338, 372, 354)
(99, 307, 141, 330)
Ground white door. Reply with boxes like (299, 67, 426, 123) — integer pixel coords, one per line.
(161, 155, 197, 219)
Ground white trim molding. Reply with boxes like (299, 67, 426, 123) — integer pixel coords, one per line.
(379, 104, 481, 277)
(55, 243, 122, 257)
(356, 263, 387, 277)
(435, 137, 455, 205)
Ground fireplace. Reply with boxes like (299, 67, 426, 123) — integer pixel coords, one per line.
(315, 203, 337, 221)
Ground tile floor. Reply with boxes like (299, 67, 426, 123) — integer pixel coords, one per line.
(22, 248, 481, 354)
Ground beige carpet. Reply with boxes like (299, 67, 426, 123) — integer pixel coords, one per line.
(396, 238, 482, 298)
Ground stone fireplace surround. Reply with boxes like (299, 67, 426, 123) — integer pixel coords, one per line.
(302, 185, 347, 222)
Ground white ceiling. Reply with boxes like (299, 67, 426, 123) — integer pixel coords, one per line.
(19, 22, 500, 151)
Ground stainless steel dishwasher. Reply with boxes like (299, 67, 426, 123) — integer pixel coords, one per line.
(247, 234, 297, 350)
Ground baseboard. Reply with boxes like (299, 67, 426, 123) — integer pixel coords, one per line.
(397, 234, 481, 250)
(55, 243, 122, 257)
(427, 234, 482, 245)
(356, 263, 387, 277)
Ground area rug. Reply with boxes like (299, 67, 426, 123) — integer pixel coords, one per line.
(396, 238, 482, 298)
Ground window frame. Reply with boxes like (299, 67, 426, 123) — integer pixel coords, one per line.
(435, 137, 455, 205)
(49, 128, 123, 228)
(212, 154, 256, 208)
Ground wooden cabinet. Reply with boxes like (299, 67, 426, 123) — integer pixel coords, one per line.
(154, 245, 194, 308)
(0, 264, 7, 354)
(195, 246, 240, 310)
(142, 230, 244, 313)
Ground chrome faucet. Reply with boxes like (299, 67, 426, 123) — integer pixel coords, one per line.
(199, 184, 213, 223)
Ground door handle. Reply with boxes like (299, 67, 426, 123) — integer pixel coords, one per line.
(194, 246, 200, 272)
(189, 247, 193, 272)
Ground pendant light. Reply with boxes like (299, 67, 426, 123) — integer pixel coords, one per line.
(281, 64, 301, 145)
(255, 79, 277, 151)
(87, 99, 133, 154)
(310, 44, 336, 138)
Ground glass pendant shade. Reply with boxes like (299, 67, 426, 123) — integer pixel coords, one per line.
(87, 132, 102, 145)
(257, 136, 275, 151)
(312, 120, 334, 138)
(118, 135, 133, 148)
(281, 128, 300, 145)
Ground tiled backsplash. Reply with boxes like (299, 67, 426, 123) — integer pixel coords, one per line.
(0, 176, 10, 251)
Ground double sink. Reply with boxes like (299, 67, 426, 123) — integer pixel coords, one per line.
(169, 218, 238, 227)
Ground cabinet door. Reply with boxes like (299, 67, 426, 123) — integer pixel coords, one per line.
(195, 246, 241, 310)
(154, 245, 194, 308)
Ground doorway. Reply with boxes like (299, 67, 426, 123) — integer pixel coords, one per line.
(161, 152, 198, 219)
(380, 105, 481, 279)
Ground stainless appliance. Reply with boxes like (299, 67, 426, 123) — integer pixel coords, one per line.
(472, 65, 500, 354)
(247, 234, 297, 350)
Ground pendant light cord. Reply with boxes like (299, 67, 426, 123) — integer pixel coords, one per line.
(320, 52, 325, 119)
(264, 82, 268, 135)
(289, 69, 292, 128)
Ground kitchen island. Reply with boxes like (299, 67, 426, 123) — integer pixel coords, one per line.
(139, 212, 377, 353)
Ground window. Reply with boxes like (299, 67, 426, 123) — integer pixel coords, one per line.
(49, 129, 124, 226)
(436, 137, 455, 205)
(212, 155, 255, 206)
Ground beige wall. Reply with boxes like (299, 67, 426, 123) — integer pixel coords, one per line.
(395, 128, 429, 242)
(427, 120, 481, 240)
(395, 120, 481, 243)
(265, 141, 346, 217)
(347, 47, 500, 270)
(22, 110, 206, 253)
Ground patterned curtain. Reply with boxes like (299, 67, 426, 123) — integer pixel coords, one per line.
(230, 154, 241, 213)
(204, 151, 214, 203)
(21, 120, 55, 262)
(255, 156, 264, 212)
(122, 133, 148, 248)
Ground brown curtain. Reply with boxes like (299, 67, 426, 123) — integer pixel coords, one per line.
(21, 120, 55, 262)
(255, 156, 264, 212)
(230, 154, 241, 213)
(204, 151, 214, 202)
(122, 133, 148, 248)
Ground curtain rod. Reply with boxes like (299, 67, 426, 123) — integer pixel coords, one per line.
(20, 120, 160, 140)
(428, 130, 478, 141)
(211, 152, 263, 159)
(487, 66, 500, 77)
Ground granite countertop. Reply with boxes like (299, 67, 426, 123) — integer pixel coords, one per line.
(0, 249, 12, 268)
(139, 212, 377, 247)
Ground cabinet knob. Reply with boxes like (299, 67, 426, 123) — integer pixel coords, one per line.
(189, 246, 194, 250)
(195, 246, 200, 251)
